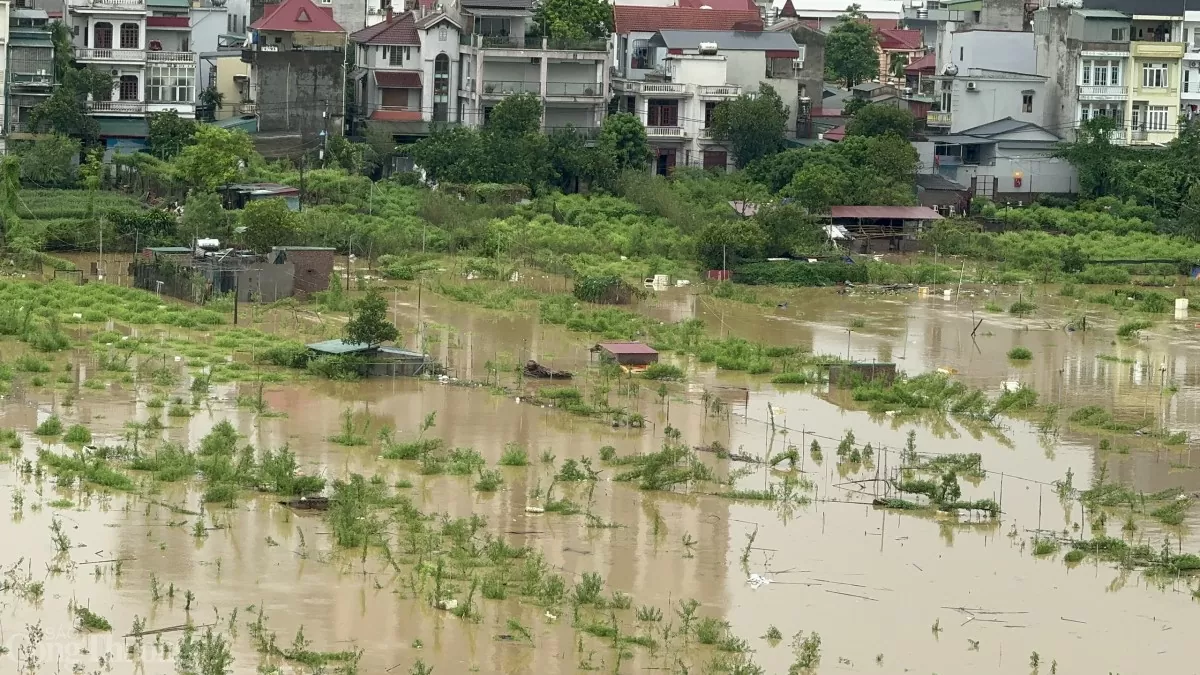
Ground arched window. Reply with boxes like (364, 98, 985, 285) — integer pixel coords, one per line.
(94, 22, 113, 49)
(433, 53, 450, 122)
(120, 22, 139, 49)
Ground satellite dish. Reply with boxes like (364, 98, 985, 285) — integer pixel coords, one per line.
(943, 63, 959, 76)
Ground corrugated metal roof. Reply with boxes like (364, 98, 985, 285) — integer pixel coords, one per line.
(461, 0, 532, 8)
(596, 342, 658, 355)
(651, 30, 799, 51)
(307, 339, 374, 354)
(915, 174, 968, 191)
(147, 246, 193, 253)
(830, 206, 943, 220)
(273, 246, 335, 251)
(1074, 8, 1130, 18)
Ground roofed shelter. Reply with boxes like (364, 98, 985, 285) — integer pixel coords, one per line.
(307, 339, 431, 377)
(592, 342, 659, 367)
(827, 206, 943, 254)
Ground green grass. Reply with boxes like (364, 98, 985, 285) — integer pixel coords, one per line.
(498, 443, 529, 466)
(1117, 319, 1153, 338)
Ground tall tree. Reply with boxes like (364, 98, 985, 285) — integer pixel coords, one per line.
(12, 135, 80, 187)
(534, 0, 612, 39)
(845, 104, 914, 138)
(488, 92, 543, 136)
(148, 110, 197, 160)
(345, 288, 399, 347)
(889, 53, 909, 80)
(599, 113, 651, 172)
(1055, 116, 1119, 198)
(172, 126, 253, 192)
(825, 6, 880, 88)
(710, 83, 790, 169)
(238, 198, 297, 252)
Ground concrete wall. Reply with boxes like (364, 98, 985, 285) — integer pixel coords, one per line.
(949, 75, 1047, 132)
(273, 248, 333, 299)
(615, 31, 658, 80)
(213, 54, 251, 120)
(791, 25, 825, 102)
(247, 48, 344, 141)
(544, 106, 593, 128)
(723, 50, 800, 131)
(949, 30, 1037, 74)
(361, 43, 421, 70)
(1034, 7, 1080, 140)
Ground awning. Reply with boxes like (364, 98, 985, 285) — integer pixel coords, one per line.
(375, 70, 422, 88)
(97, 118, 149, 138)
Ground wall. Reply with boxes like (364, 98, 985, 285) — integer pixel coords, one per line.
(723, 50, 800, 131)
(790, 25, 825, 103)
(1034, 7, 1080, 140)
(273, 249, 333, 299)
(246, 48, 344, 141)
(362, 43, 421, 70)
(949, 30, 1036, 74)
(213, 53, 251, 119)
(328, 0, 366, 34)
(949, 74, 1047, 132)
(544, 106, 593, 128)
(191, 6, 228, 94)
(421, 22, 462, 124)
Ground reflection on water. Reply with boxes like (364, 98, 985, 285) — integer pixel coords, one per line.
(3, 276, 1200, 673)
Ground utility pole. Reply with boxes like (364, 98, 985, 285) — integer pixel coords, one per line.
(299, 156, 306, 213)
(346, 235, 353, 291)
(98, 217, 104, 281)
(320, 106, 329, 168)
(233, 275, 239, 325)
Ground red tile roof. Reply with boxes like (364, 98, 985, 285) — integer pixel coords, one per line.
(778, 0, 797, 18)
(251, 0, 344, 34)
(375, 70, 422, 88)
(830, 206, 943, 220)
(905, 51, 935, 73)
(822, 125, 846, 142)
(877, 28, 922, 51)
(370, 109, 423, 121)
(868, 18, 899, 31)
(350, 10, 420, 45)
(614, 6, 763, 34)
(678, 0, 755, 10)
(596, 342, 658, 355)
(147, 16, 189, 28)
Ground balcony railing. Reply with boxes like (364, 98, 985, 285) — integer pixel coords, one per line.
(545, 126, 600, 140)
(482, 80, 539, 96)
(544, 82, 602, 97)
(235, 102, 256, 116)
(147, 50, 195, 63)
(480, 35, 543, 49)
(87, 100, 147, 113)
(75, 47, 145, 62)
(69, 0, 145, 8)
(467, 34, 607, 52)
(1078, 85, 1125, 99)
(646, 126, 686, 138)
(1130, 41, 1185, 59)
(1131, 128, 1149, 142)
(639, 82, 686, 95)
(927, 110, 952, 126)
(698, 85, 740, 97)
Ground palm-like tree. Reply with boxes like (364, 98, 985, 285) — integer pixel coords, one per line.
(890, 53, 910, 81)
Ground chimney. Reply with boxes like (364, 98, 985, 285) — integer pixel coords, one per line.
(385, 3, 392, 21)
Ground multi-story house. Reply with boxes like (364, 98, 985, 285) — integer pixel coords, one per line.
(1184, 7, 1200, 117)
(350, 1, 611, 140)
(1036, 2, 1185, 146)
(62, 0, 199, 146)
(7, 6, 52, 139)
(613, 29, 804, 174)
(243, 0, 346, 154)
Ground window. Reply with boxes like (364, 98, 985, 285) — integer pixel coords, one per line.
(120, 22, 138, 49)
(390, 46, 403, 65)
(1079, 103, 1123, 124)
(433, 53, 449, 122)
(631, 39, 648, 70)
(1148, 105, 1170, 131)
(475, 17, 509, 37)
(1082, 59, 1122, 86)
(439, 26, 447, 41)
(1142, 62, 1168, 88)
(1022, 93, 1033, 113)
(647, 99, 678, 127)
(959, 47, 963, 60)
(1111, 27, 1127, 41)
(94, 22, 113, 49)
(118, 75, 138, 101)
(147, 64, 194, 103)
(704, 101, 717, 128)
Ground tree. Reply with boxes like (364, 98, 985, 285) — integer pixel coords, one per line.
(12, 135, 80, 187)
(27, 67, 111, 142)
(172, 126, 253, 192)
(0, 156, 18, 249)
(825, 6, 879, 88)
(534, 0, 612, 39)
(841, 97, 868, 117)
(197, 86, 224, 122)
(781, 163, 848, 212)
(488, 92, 543, 137)
(599, 113, 651, 172)
(1055, 116, 1119, 198)
(695, 219, 767, 270)
(148, 110, 197, 159)
(408, 125, 486, 183)
(345, 288, 399, 347)
(845, 104, 914, 138)
(238, 198, 297, 252)
(180, 191, 230, 242)
(710, 83, 790, 169)
(889, 53, 909, 80)
(754, 203, 829, 257)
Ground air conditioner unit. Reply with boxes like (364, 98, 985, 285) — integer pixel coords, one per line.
(966, 81, 978, 91)
(792, 58, 804, 70)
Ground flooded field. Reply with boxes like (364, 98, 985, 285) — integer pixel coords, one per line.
(3, 271, 1199, 674)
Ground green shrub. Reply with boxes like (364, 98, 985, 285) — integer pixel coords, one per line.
(498, 443, 529, 466)
(1117, 320, 1153, 338)
(1009, 300, 1036, 317)
(1007, 347, 1033, 360)
(35, 415, 63, 436)
(63, 424, 92, 445)
(642, 363, 684, 380)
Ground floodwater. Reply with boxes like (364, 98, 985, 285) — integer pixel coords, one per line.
(3, 271, 1200, 674)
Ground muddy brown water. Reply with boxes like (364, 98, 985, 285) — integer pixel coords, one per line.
(3, 274, 1200, 673)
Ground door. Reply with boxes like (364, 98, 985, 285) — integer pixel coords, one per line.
(702, 150, 727, 171)
(655, 149, 675, 176)
(381, 88, 407, 110)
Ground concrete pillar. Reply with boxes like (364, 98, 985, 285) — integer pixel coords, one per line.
(539, 53, 548, 129)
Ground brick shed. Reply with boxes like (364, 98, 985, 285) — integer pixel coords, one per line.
(271, 247, 335, 299)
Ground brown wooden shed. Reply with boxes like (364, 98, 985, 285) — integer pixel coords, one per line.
(592, 342, 659, 367)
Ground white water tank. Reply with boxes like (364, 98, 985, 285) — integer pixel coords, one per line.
(698, 42, 719, 55)
(196, 238, 221, 251)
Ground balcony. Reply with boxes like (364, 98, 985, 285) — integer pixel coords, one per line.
(68, 0, 145, 10)
(466, 35, 607, 53)
(544, 82, 603, 98)
(646, 126, 687, 139)
(146, 50, 195, 63)
(75, 47, 145, 63)
(1131, 128, 1149, 142)
(901, 2, 964, 22)
(87, 100, 147, 114)
(1078, 85, 1126, 100)
(698, 84, 740, 98)
(639, 82, 687, 95)
(235, 102, 257, 116)
(545, 126, 600, 141)
(1131, 41, 1185, 59)
(482, 80, 539, 97)
(927, 110, 951, 127)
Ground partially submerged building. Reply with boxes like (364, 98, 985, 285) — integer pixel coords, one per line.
(135, 244, 334, 303)
(306, 339, 431, 377)
(592, 342, 659, 367)
(827, 205, 943, 253)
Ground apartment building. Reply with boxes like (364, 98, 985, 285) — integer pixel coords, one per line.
(350, 0, 611, 139)
(611, 29, 803, 173)
(1185, 8, 1200, 116)
(1036, 2, 1185, 146)
(8, 6, 51, 139)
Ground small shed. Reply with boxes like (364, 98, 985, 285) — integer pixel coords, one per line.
(306, 339, 430, 377)
(270, 246, 335, 299)
(220, 183, 301, 211)
(592, 342, 659, 367)
(915, 174, 971, 217)
(828, 206, 943, 254)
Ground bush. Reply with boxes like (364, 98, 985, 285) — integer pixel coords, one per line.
(1007, 347, 1032, 360)
(1074, 266, 1131, 285)
(35, 415, 63, 436)
(733, 261, 869, 286)
(306, 355, 367, 380)
(63, 424, 92, 445)
(1009, 300, 1036, 317)
(1117, 319, 1153, 338)
(642, 363, 684, 380)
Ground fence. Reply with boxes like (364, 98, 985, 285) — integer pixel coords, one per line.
(133, 260, 211, 304)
